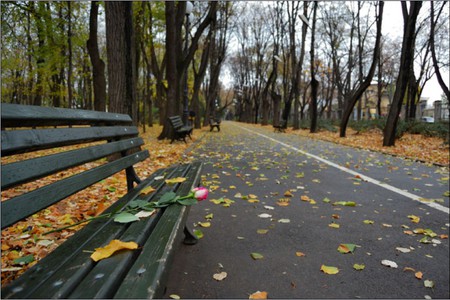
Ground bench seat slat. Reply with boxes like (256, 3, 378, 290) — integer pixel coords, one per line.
(1, 137, 144, 189)
(0, 167, 170, 299)
(114, 162, 203, 299)
(1, 103, 132, 127)
(1, 150, 149, 229)
(1, 126, 138, 156)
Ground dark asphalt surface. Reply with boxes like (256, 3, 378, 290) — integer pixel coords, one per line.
(163, 121, 449, 299)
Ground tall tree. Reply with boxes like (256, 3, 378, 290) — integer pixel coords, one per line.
(340, 2, 384, 137)
(86, 1, 106, 111)
(309, 1, 319, 133)
(105, 2, 137, 120)
(383, 2, 422, 146)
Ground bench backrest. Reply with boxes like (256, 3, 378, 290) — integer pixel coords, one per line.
(168, 115, 185, 129)
(1, 103, 149, 229)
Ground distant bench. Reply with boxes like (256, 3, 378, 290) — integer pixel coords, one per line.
(1, 104, 202, 299)
(209, 118, 221, 132)
(168, 115, 193, 143)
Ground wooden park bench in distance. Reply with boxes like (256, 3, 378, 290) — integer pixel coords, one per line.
(209, 118, 221, 132)
(168, 115, 193, 143)
(1, 103, 203, 299)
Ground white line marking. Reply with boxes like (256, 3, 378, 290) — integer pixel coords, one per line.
(237, 124, 449, 214)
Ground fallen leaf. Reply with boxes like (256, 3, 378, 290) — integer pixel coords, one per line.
(13, 255, 35, 265)
(284, 191, 293, 197)
(213, 271, 227, 281)
(424, 280, 435, 288)
(249, 291, 268, 299)
(258, 213, 272, 219)
(165, 177, 186, 185)
(415, 271, 423, 279)
(257, 229, 269, 234)
(320, 265, 339, 274)
(91, 240, 138, 262)
(140, 186, 156, 195)
(353, 263, 365, 271)
(363, 220, 375, 224)
(337, 243, 356, 254)
(198, 222, 211, 228)
(251, 253, 264, 260)
(333, 201, 356, 207)
(396, 247, 411, 253)
(329, 223, 340, 229)
(264, 205, 275, 210)
(169, 294, 181, 299)
(193, 229, 204, 239)
(381, 259, 398, 268)
(135, 210, 156, 219)
(296, 251, 306, 257)
(301, 195, 311, 202)
(278, 219, 291, 223)
(408, 215, 420, 223)
(403, 267, 416, 272)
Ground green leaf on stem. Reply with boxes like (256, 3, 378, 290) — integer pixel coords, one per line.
(114, 212, 140, 223)
(177, 198, 197, 206)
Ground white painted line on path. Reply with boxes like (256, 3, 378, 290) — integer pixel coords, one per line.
(237, 124, 449, 215)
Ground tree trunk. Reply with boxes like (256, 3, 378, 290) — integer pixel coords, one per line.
(87, 1, 106, 112)
(310, 1, 319, 133)
(340, 2, 384, 137)
(383, 2, 422, 146)
(105, 2, 137, 120)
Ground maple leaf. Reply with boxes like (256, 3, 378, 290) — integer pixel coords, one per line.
(91, 240, 138, 262)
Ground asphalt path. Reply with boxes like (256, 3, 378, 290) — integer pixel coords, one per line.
(164, 121, 449, 299)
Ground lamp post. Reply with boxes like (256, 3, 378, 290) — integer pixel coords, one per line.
(183, 1, 193, 125)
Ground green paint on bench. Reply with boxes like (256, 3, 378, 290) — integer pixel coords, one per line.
(1, 104, 202, 299)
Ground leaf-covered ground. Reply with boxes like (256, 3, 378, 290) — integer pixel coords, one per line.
(1, 122, 448, 287)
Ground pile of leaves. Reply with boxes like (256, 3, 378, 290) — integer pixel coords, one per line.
(286, 126, 449, 166)
(1, 125, 198, 285)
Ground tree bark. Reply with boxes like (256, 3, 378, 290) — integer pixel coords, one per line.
(383, 2, 422, 146)
(86, 1, 106, 111)
(105, 2, 137, 120)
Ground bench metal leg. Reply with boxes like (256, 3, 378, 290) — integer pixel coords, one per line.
(183, 225, 198, 245)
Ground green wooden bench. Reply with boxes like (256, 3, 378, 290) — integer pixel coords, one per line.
(1, 103, 203, 299)
(168, 115, 193, 143)
(209, 118, 221, 132)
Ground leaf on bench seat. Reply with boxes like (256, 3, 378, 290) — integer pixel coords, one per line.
(114, 212, 140, 223)
(165, 177, 187, 185)
(91, 239, 139, 262)
(140, 186, 156, 195)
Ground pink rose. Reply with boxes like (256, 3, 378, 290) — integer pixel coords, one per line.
(192, 187, 208, 201)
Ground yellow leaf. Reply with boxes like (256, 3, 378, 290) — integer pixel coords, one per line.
(140, 186, 156, 195)
(248, 194, 258, 199)
(301, 195, 310, 202)
(277, 198, 290, 206)
(249, 291, 268, 299)
(91, 240, 138, 262)
(415, 271, 423, 279)
(408, 215, 420, 223)
(165, 177, 187, 185)
(198, 222, 211, 228)
(320, 265, 339, 274)
(284, 190, 293, 197)
(329, 223, 340, 229)
(296, 251, 306, 257)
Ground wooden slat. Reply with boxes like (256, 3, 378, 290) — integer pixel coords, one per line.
(1, 126, 138, 156)
(0, 167, 170, 299)
(1, 137, 144, 189)
(114, 162, 203, 299)
(1, 103, 132, 128)
(1, 150, 149, 229)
